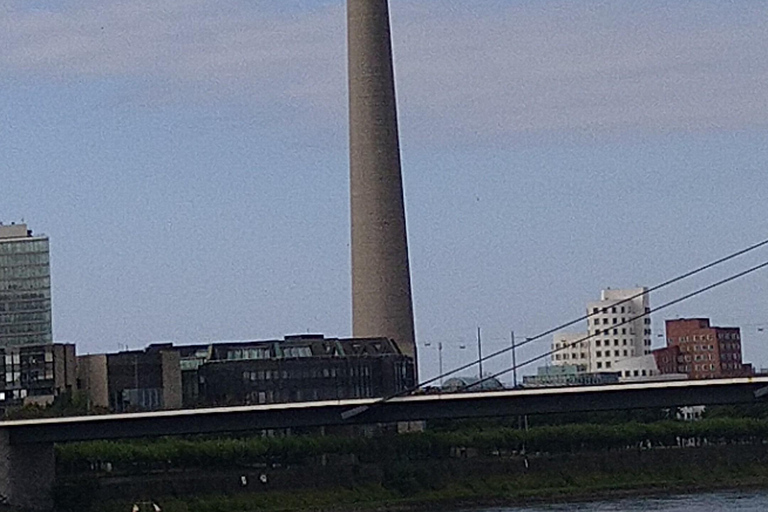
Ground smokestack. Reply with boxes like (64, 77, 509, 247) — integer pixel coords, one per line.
(348, 0, 417, 367)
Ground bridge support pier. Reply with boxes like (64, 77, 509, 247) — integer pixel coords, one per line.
(0, 431, 54, 511)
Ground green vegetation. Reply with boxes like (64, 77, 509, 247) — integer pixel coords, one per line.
(54, 417, 768, 512)
(57, 416, 768, 471)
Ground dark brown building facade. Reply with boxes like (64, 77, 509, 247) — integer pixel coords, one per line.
(186, 335, 414, 407)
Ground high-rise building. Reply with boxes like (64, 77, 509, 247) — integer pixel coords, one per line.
(552, 287, 651, 372)
(665, 318, 752, 379)
(348, 0, 417, 366)
(0, 223, 52, 347)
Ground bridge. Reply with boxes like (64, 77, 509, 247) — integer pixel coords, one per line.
(2, 376, 768, 510)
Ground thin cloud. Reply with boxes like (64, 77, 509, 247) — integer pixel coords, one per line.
(2, 0, 767, 140)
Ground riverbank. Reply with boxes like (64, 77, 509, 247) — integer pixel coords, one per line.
(92, 475, 768, 512)
(61, 443, 768, 512)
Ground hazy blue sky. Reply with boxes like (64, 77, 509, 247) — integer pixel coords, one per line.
(2, 0, 767, 382)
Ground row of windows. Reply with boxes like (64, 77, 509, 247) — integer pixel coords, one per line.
(593, 329, 636, 336)
(246, 384, 373, 404)
(0, 253, 49, 268)
(553, 341, 587, 349)
(0, 334, 53, 345)
(226, 348, 271, 361)
(0, 301, 51, 314)
(0, 278, 51, 293)
(281, 347, 313, 358)
(0, 322, 51, 336)
(4, 369, 54, 383)
(3, 352, 53, 365)
(0, 264, 50, 279)
(622, 369, 653, 377)
(596, 350, 632, 358)
(596, 339, 629, 347)
(591, 305, 644, 315)
(242, 366, 372, 382)
(680, 344, 716, 352)
(226, 346, 318, 361)
(554, 353, 586, 360)
(672, 332, 740, 343)
(0, 291, 49, 301)
(678, 354, 715, 363)
(0, 389, 28, 401)
(593, 317, 635, 326)
(680, 364, 717, 373)
(0, 240, 49, 256)
(596, 328, 630, 336)
(0, 311, 51, 326)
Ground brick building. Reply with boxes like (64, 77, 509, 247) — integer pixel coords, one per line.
(665, 318, 752, 379)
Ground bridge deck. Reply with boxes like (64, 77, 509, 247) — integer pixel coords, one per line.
(3, 376, 768, 444)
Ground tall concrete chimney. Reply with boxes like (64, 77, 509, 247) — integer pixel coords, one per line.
(348, 0, 417, 366)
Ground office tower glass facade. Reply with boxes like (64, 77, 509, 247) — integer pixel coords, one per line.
(0, 224, 52, 346)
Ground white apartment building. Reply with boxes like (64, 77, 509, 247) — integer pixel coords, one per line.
(552, 287, 652, 373)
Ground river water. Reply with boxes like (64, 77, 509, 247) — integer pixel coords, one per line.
(483, 490, 768, 511)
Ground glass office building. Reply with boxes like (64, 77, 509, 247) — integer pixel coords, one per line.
(0, 224, 52, 346)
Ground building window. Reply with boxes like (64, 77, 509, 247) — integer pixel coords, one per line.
(606, 362, 611, 368)
(597, 362, 602, 369)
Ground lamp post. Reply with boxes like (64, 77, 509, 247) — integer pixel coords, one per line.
(423, 342, 469, 388)
(423, 342, 443, 386)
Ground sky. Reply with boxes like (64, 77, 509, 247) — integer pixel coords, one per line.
(2, 0, 768, 383)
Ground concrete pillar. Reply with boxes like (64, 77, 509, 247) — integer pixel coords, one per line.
(348, 0, 417, 369)
(0, 430, 55, 510)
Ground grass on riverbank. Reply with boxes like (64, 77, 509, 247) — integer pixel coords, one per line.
(91, 458, 768, 512)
